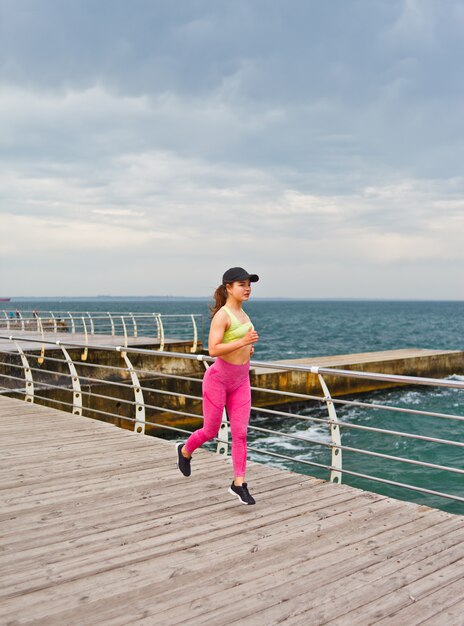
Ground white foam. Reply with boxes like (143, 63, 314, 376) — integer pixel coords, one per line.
(448, 374, 464, 381)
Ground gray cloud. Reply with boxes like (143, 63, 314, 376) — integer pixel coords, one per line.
(1, 0, 463, 298)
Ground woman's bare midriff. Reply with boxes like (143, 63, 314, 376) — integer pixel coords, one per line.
(219, 345, 253, 366)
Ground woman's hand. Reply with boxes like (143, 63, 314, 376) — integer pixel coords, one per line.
(241, 327, 259, 346)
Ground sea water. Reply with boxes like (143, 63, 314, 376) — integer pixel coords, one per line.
(7, 298, 464, 514)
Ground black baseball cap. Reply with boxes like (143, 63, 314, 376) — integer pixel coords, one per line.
(222, 267, 259, 285)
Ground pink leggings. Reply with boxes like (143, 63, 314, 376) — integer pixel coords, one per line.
(185, 358, 251, 476)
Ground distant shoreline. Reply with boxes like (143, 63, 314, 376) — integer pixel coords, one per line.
(6, 296, 464, 303)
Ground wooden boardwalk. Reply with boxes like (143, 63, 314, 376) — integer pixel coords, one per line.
(1, 396, 463, 626)
(0, 331, 193, 352)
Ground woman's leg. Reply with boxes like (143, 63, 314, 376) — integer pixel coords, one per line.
(184, 368, 225, 455)
(226, 378, 251, 481)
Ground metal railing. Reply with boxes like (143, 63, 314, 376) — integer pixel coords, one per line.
(0, 310, 203, 353)
(0, 334, 463, 512)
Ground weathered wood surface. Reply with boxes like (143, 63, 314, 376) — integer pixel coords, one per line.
(0, 331, 193, 352)
(1, 396, 463, 626)
(270, 347, 462, 366)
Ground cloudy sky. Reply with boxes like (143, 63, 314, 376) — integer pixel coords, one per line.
(1, 0, 463, 298)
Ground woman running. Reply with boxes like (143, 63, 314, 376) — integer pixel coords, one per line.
(176, 267, 259, 505)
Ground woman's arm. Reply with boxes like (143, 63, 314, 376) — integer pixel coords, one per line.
(208, 310, 259, 357)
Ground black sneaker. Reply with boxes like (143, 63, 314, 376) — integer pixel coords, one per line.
(176, 442, 191, 477)
(228, 482, 256, 505)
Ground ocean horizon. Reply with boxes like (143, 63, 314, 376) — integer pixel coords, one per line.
(7, 296, 464, 302)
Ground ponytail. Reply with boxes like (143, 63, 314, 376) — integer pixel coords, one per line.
(209, 284, 228, 318)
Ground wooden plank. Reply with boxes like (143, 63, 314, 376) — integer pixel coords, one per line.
(259, 538, 464, 625)
(17, 511, 461, 626)
(0, 481, 370, 588)
(374, 576, 464, 625)
(0, 459, 294, 531)
(0, 489, 389, 608)
(1, 395, 462, 626)
(419, 597, 464, 626)
(0, 496, 418, 617)
(0, 474, 328, 552)
(0, 500, 401, 622)
(151, 517, 464, 626)
(0, 481, 362, 571)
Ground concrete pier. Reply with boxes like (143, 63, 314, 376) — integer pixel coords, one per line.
(251, 348, 464, 407)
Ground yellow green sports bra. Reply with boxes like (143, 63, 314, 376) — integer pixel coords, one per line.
(222, 306, 254, 344)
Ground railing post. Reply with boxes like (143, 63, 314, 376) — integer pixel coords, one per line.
(130, 313, 137, 338)
(314, 369, 342, 484)
(37, 318, 45, 365)
(68, 312, 76, 333)
(158, 315, 165, 352)
(108, 312, 115, 337)
(14, 340, 34, 403)
(4, 311, 10, 331)
(87, 312, 95, 335)
(121, 316, 128, 348)
(119, 348, 146, 434)
(59, 343, 82, 416)
(50, 311, 58, 333)
(153, 313, 160, 340)
(18, 311, 25, 331)
(190, 314, 198, 353)
(81, 317, 88, 361)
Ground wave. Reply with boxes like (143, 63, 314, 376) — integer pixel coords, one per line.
(448, 374, 464, 382)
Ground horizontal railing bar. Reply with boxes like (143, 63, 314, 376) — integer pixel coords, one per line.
(3, 346, 461, 426)
(1, 374, 204, 422)
(247, 424, 464, 474)
(3, 360, 462, 448)
(2, 354, 464, 447)
(2, 372, 202, 407)
(250, 384, 464, 423)
(1, 387, 230, 447)
(249, 385, 324, 402)
(247, 445, 331, 471)
(251, 405, 464, 444)
(0, 358, 203, 402)
(326, 466, 464, 503)
(0, 308, 203, 319)
(28, 394, 193, 436)
(314, 366, 464, 389)
(1, 310, 202, 317)
(2, 334, 463, 390)
(82, 405, 196, 435)
(0, 349, 203, 384)
(2, 363, 460, 448)
(329, 396, 464, 422)
(1, 386, 197, 437)
(0, 373, 36, 386)
(247, 446, 464, 503)
(0, 359, 204, 394)
(3, 345, 462, 428)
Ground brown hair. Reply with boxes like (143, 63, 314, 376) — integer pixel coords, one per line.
(209, 283, 229, 318)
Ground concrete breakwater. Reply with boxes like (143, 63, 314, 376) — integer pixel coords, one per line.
(250, 348, 464, 407)
(2, 340, 462, 434)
